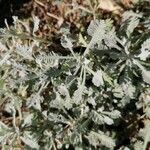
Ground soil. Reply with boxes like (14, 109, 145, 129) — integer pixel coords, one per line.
(0, 0, 123, 37)
(0, 0, 32, 27)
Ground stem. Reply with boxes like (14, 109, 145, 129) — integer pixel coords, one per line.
(47, 12, 61, 21)
(69, 47, 79, 61)
(132, 59, 144, 70)
(61, 106, 74, 121)
(82, 67, 86, 86)
(84, 65, 95, 75)
(83, 41, 92, 57)
(38, 81, 49, 94)
(34, 0, 45, 7)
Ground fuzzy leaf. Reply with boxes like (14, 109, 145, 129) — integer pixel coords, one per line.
(126, 18, 139, 37)
(87, 19, 112, 48)
(103, 115, 114, 125)
(26, 94, 44, 111)
(20, 131, 39, 149)
(137, 38, 150, 61)
(16, 43, 33, 60)
(92, 70, 104, 87)
(86, 131, 115, 148)
(61, 35, 73, 50)
(102, 110, 121, 119)
(22, 113, 34, 127)
(141, 68, 150, 84)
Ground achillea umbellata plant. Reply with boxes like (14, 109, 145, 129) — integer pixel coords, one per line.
(0, 2, 150, 150)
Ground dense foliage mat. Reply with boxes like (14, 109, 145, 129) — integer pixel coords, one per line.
(0, 0, 150, 149)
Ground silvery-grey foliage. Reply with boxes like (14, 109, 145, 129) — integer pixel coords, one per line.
(86, 131, 116, 149)
(92, 70, 104, 87)
(87, 19, 113, 49)
(20, 131, 39, 149)
(137, 38, 150, 61)
(0, 3, 149, 149)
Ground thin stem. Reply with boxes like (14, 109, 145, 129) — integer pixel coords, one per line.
(84, 65, 95, 75)
(61, 106, 74, 121)
(47, 12, 61, 21)
(34, 0, 45, 7)
(83, 40, 92, 57)
(69, 47, 79, 61)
